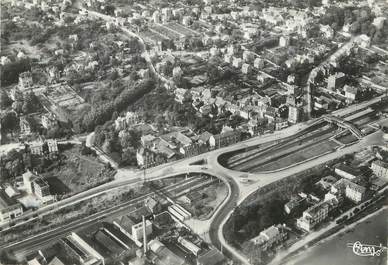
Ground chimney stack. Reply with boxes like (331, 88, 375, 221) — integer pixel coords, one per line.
(142, 215, 147, 254)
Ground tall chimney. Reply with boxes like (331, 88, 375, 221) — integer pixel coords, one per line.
(142, 215, 147, 254)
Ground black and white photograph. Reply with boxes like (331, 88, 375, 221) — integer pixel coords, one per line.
(0, 0, 387, 264)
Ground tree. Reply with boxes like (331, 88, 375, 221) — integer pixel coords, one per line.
(0, 111, 19, 133)
(0, 90, 12, 110)
(22, 92, 41, 114)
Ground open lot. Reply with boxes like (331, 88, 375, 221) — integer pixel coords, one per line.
(42, 144, 114, 194)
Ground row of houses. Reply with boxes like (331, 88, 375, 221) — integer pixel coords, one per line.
(136, 127, 241, 168)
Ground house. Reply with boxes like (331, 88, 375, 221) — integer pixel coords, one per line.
(284, 196, 305, 214)
(254, 58, 264, 69)
(241, 63, 251, 74)
(32, 178, 51, 199)
(209, 130, 241, 149)
(41, 113, 57, 130)
(136, 148, 166, 168)
(288, 105, 302, 124)
(145, 197, 159, 213)
(0, 190, 23, 223)
(233, 57, 243, 68)
(344, 85, 358, 101)
(20, 116, 33, 135)
(250, 225, 287, 250)
(371, 160, 388, 179)
(274, 118, 288, 130)
(46, 139, 58, 153)
(18, 71, 33, 90)
(141, 134, 156, 148)
(175, 88, 191, 103)
(296, 200, 330, 231)
(345, 182, 366, 203)
(279, 36, 290, 47)
(198, 131, 213, 145)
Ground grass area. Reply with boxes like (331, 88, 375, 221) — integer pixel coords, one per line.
(335, 132, 358, 145)
(252, 140, 340, 172)
(42, 144, 114, 195)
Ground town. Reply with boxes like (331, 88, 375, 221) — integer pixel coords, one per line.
(0, 0, 387, 264)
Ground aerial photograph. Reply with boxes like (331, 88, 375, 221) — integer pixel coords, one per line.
(0, 0, 387, 264)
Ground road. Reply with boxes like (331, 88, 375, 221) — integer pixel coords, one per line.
(3, 115, 385, 264)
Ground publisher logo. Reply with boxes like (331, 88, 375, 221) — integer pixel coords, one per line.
(347, 241, 387, 257)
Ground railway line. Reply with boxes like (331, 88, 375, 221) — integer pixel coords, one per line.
(227, 123, 336, 171)
(226, 121, 327, 167)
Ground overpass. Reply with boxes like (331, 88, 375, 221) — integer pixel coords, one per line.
(323, 115, 364, 139)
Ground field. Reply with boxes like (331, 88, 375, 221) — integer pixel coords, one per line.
(42, 144, 115, 195)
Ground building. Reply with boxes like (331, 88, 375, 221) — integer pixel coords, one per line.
(132, 219, 153, 242)
(274, 118, 288, 130)
(254, 58, 264, 69)
(61, 233, 105, 265)
(334, 165, 361, 180)
(344, 85, 358, 101)
(41, 113, 57, 130)
(241, 63, 251, 74)
(136, 148, 166, 168)
(296, 200, 330, 231)
(371, 160, 388, 179)
(175, 88, 191, 103)
(33, 178, 51, 199)
(198, 131, 213, 145)
(148, 239, 186, 265)
(327, 72, 346, 91)
(284, 196, 305, 214)
(0, 190, 23, 223)
(28, 139, 58, 155)
(115, 112, 140, 130)
(178, 237, 201, 256)
(279, 36, 290, 47)
(46, 139, 58, 153)
(288, 105, 302, 124)
(197, 248, 225, 265)
(250, 225, 287, 250)
(29, 140, 44, 155)
(345, 182, 366, 203)
(209, 130, 241, 149)
(18, 71, 33, 90)
(20, 116, 33, 135)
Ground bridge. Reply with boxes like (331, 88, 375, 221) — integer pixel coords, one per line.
(323, 115, 363, 139)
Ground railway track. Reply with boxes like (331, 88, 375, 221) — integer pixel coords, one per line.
(230, 124, 335, 171)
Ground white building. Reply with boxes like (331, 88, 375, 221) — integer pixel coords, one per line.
(132, 220, 153, 242)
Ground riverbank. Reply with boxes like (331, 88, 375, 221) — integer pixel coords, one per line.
(284, 207, 387, 265)
(269, 190, 387, 265)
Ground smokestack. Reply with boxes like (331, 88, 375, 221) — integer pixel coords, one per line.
(142, 215, 147, 254)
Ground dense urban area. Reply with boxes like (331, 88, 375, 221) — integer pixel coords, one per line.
(0, 0, 388, 264)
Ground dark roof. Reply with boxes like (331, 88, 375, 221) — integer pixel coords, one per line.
(197, 248, 225, 265)
(94, 230, 124, 254)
